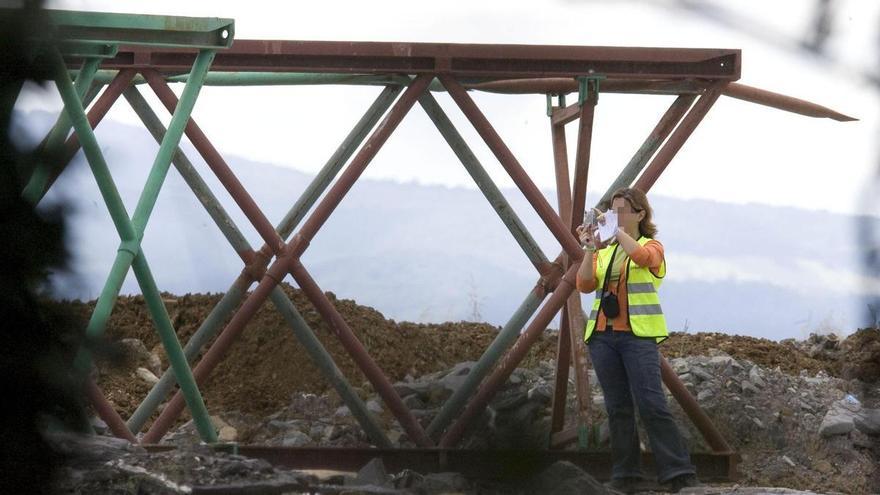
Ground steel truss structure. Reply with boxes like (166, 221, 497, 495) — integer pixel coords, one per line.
(17, 8, 854, 481)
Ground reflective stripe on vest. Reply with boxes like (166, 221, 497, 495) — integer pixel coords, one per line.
(584, 236, 668, 343)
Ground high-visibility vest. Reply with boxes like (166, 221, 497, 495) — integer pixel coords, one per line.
(584, 236, 668, 344)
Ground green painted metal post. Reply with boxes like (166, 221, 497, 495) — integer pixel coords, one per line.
(426, 288, 545, 437)
(57, 48, 219, 442)
(418, 92, 550, 269)
(23, 57, 101, 204)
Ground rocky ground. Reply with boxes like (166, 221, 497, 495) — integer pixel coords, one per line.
(54, 285, 880, 494)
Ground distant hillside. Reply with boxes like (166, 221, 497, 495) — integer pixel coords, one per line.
(16, 110, 876, 340)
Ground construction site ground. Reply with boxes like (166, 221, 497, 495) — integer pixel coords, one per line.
(63, 284, 880, 494)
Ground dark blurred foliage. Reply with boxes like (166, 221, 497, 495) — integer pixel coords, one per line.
(0, 2, 93, 492)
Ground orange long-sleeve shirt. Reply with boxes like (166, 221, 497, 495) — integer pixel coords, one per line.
(576, 240, 665, 332)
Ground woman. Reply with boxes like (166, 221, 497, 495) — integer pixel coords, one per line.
(576, 187, 699, 493)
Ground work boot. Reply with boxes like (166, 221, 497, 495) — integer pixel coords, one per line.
(662, 473, 703, 492)
(604, 477, 645, 494)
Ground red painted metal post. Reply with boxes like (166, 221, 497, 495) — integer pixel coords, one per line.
(439, 263, 580, 448)
(569, 91, 596, 229)
(634, 84, 726, 192)
(660, 357, 732, 453)
(289, 261, 433, 447)
(141, 69, 286, 254)
(440, 75, 583, 260)
(550, 309, 571, 435)
(85, 378, 138, 444)
(548, 114, 572, 436)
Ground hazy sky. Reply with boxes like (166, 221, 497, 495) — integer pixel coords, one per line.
(21, 0, 880, 216)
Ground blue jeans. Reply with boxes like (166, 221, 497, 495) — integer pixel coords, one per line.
(588, 330, 695, 482)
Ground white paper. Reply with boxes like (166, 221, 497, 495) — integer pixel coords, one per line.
(597, 210, 618, 243)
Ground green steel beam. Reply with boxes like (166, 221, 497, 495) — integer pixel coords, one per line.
(53, 48, 219, 443)
(23, 57, 102, 204)
(43, 9, 234, 49)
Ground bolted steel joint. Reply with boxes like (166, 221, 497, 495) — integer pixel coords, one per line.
(241, 246, 272, 283)
(538, 260, 565, 292)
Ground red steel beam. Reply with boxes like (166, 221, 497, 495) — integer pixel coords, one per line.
(660, 357, 732, 453)
(724, 82, 856, 122)
(440, 263, 580, 448)
(569, 94, 596, 231)
(85, 378, 138, 444)
(634, 83, 726, 192)
(549, 309, 571, 435)
(289, 260, 433, 447)
(77, 41, 741, 80)
(440, 75, 583, 261)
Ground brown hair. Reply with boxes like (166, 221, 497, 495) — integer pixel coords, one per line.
(610, 187, 658, 238)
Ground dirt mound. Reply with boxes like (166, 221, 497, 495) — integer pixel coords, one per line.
(840, 328, 880, 382)
(72, 285, 858, 422)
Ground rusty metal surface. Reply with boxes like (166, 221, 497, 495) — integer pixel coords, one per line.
(290, 260, 434, 447)
(634, 83, 726, 192)
(144, 444, 739, 482)
(72, 41, 741, 80)
(85, 378, 137, 443)
(660, 356, 732, 453)
(724, 82, 856, 121)
(441, 75, 583, 260)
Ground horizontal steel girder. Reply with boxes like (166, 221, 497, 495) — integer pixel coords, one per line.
(145, 445, 740, 482)
(66, 40, 741, 79)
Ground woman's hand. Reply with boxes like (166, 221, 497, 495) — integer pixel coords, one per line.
(576, 222, 608, 251)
